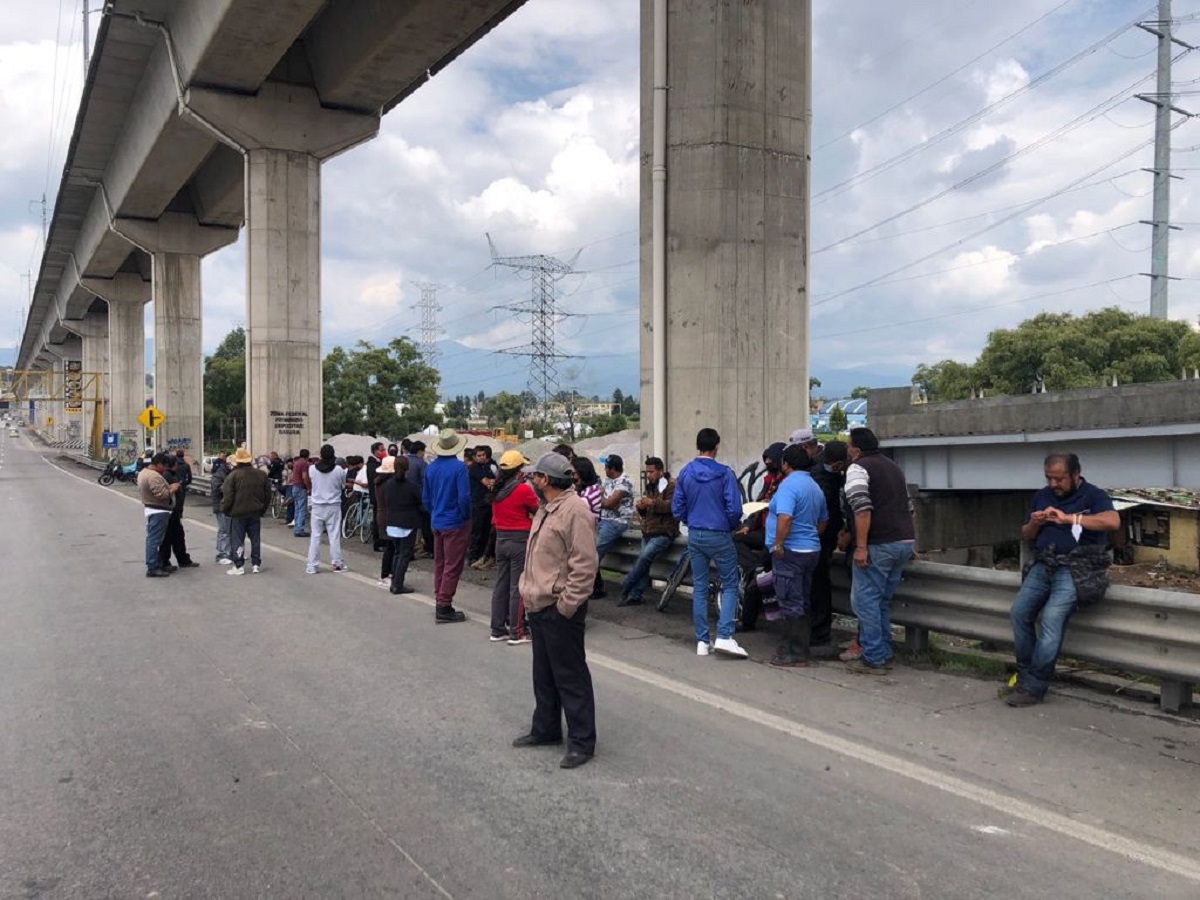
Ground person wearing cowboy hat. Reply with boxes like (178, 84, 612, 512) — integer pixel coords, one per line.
(221, 446, 272, 575)
(421, 428, 473, 623)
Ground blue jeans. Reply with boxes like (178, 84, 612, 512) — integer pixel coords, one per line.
(1011, 561, 1077, 698)
(291, 487, 308, 535)
(688, 528, 740, 642)
(145, 511, 169, 572)
(596, 519, 628, 563)
(621, 534, 673, 601)
(850, 541, 914, 666)
(214, 511, 231, 561)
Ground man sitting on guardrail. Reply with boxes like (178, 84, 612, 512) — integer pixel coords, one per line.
(1007, 452, 1119, 708)
(618, 456, 678, 607)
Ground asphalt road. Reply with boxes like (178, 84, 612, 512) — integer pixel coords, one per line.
(3, 431, 1199, 899)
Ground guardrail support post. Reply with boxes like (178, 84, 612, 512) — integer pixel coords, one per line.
(1160, 679, 1194, 714)
(904, 625, 930, 655)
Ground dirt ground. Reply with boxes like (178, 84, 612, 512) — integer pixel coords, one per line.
(1108, 561, 1200, 594)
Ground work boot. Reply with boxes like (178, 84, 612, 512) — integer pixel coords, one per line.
(769, 616, 812, 668)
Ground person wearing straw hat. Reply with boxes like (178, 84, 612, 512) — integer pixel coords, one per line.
(422, 428, 472, 623)
(487, 450, 538, 644)
(221, 446, 272, 575)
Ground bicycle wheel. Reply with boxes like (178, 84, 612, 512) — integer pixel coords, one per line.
(657, 553, 690, 612)
(358, 501, 373, 543)
(342, 500, 358, 539)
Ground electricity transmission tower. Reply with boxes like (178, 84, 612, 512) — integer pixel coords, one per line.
(487, 234, 581, 421)
(1137, 0, 1194, 319)
(411, 281, 443, 369)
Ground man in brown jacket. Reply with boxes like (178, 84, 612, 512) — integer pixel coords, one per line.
(137, 453, 179, 578)
(618, 456, 678, 606)
(514, 452, 599, 769)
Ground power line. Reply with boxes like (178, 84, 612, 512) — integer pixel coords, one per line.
(813, 6, 1155, 205)
(816, 0, 1079, 153)
(812, 123, 1187, 308)
(814, 58, 1190, 259)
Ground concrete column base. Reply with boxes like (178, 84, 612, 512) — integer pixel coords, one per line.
(245, 148, 323, 457)
(82, 274, 150, 456)
(152, 253, 204, 460)
(65, 313, 110, 456)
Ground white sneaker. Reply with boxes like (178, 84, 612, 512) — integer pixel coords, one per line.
(713, 637, 749, 659)
(227, 566, 245, 577)
(306, 566, 318, 575)
(696, 641, 711, 656)
(216, 557, 233, 565)
(251, 565, 261, 574)
(285, 520, 294, 527)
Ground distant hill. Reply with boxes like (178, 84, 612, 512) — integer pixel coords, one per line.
(432, 340, 638, 400)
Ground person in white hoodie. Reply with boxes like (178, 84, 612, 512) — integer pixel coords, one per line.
(306, 444, 347, 575)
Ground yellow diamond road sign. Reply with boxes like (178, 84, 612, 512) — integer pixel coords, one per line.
(138, 406, 166, 432)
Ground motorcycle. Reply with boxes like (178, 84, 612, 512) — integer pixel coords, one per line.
(98, 458, 140, 486)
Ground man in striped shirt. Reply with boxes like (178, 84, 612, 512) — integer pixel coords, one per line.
(843, 427, 915, 676)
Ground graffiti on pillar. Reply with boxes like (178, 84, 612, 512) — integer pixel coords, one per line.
(166, 436, 193, 451)
(270, 409, 308, 437)
(64, 360, 83, 413)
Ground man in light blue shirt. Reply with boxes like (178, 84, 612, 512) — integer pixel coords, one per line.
(764, 444, 828, 667)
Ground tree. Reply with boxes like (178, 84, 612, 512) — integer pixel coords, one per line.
(1180, 330, 1200, 373)
(323, 338, 440, 438)
(809, 376, 821, 391)
(583, 411, 628, 437)
(914, 308, 1197, 400)
(204, 326, 246, 444)
(850, 385, 870, 399)
(443, 394, 472, 429)
(620, 393, 640, 417)
(485, 391, 524, 432)
(828, 405, 848, 434)
(912, 360, 978, 402)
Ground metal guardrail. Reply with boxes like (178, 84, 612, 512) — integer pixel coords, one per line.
(603, 531, 1199, 713)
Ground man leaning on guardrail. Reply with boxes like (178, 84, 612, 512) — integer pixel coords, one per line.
(1006, 452, 1120, 708)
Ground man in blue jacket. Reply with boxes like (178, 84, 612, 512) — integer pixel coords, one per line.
(422, 428, 472, 623)
(672, 428, 748, 659)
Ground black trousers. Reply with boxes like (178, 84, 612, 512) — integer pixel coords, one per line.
(420, 511, 434, 555)
(528, 603, 595, 756)
(390, 532, 417, 590)
(469, 503, 492, 560)
(157, 499, 192, 566)
(809, 540, 836, 645)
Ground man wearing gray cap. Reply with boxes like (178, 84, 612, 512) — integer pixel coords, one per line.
(514, 452, 599, 769)
(789, 427, 823, 468)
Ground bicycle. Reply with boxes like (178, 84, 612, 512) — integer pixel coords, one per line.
(269, 482, 287, 520)
(656, 545, 746, 624)
(341, 493, 373, 543)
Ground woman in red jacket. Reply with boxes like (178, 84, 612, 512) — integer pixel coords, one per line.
(488, 451, 540, 644)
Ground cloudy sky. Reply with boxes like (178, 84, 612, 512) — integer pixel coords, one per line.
(2, 0, 1200, 397)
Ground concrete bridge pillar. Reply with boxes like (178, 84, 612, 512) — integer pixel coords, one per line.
(116, 214, 238, 462)
(44, 337, 82, 445)
(63, 312, 110, 456)
(188, 83, 379, 457)
(639, 0, 813, 472)
(81, 274, 151, 456)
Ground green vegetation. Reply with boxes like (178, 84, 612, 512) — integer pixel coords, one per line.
(323, 338, 441, 437)
(204, 327, 245, 445)
(914, 308, 1200, 401)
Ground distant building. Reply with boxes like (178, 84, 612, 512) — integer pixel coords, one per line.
(810, 398, 868, 433)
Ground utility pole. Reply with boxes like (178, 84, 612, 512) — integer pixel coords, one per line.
(487, 234, 581, 423)
(411, 281, 443, 370)
(1138, 0, 1193, 319)
(83, 1, 92, 74)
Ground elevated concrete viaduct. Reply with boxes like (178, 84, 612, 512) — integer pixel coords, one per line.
(20, 0, 814, 470)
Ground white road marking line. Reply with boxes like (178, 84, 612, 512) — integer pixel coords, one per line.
(971, 825, 1014, 836)
(53, 455, 1200, 885)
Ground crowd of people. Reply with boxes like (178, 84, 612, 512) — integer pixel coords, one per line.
(133, 419, 1120, 766)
